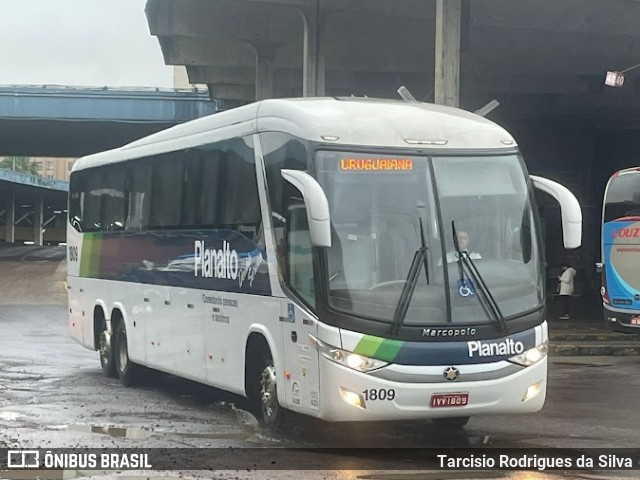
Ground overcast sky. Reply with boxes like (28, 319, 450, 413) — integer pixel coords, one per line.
(0, 0, 174, 88)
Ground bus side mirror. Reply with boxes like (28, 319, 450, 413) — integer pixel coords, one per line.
(530, 175, 582, 249)
(281, 169, 332, 247)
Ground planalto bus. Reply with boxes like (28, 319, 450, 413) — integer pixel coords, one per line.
(600, 167, 640, 332)
(67, 97, 581, 429)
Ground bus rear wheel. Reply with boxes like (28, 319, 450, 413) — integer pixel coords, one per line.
(432, 416, 470, 430)
(98, 320, 116, 378)
(114, 322, 138, 386)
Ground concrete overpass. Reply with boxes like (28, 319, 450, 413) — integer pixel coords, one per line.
(145, 0, 640, 125)
(145, 0, 640, 308)
(0, 85, 217, 157)
(0, 85, 217, 245)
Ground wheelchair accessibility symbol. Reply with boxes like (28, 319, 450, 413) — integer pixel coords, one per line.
(457, 279, 475, 297)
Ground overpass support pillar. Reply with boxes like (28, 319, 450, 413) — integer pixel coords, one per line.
(5, 187, 14, 243)
(435, 0, 461, 107)
(298, 5, 326, 97)
(34, 193, 43, 246)
(255, 45, 276, 100)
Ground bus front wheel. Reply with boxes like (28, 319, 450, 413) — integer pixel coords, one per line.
(98, 320, 116, 378)
(113, 322, 138, 386)
(250, 348, 284, 429)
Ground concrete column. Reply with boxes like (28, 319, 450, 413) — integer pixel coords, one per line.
(34, 194, 43, 246)
(5, 187, 14, 243)
(298, 4, 326, 97)
(254, 45, 276, 100)
(434, 0, 461, 107)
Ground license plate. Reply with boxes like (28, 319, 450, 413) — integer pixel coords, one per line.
(631, 317, 640, 325)
(431, 392, 469, 408)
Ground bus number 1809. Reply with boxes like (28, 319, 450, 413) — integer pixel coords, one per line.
(362, 388, 395, 401)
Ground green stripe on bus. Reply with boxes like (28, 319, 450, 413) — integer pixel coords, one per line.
(353, 335, 383, 357)
(373, 339, 404, 362)
(79, 233, 101, 278)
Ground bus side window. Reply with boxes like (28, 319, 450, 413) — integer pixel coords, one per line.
(286, 200, 315, 308)
(260, 131, 310, 282)
(102, 167, 127, 231)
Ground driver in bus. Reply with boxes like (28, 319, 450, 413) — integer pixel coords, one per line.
(446, 230, 482, 263)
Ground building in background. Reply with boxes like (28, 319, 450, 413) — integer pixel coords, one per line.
(32, 157, 76, 181)
(0, 156, 76, 182)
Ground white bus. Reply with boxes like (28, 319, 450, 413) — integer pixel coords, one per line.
(67, 97, 582, 429)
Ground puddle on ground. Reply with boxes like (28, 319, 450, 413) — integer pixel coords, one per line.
(0, 373, 45, 382)
(67, 425, 153, 440)
(0, 411, 22, 421)
(234, 407, 260, 428)
(63, 422, 276, 445)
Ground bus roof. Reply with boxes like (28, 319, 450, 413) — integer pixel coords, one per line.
(73, 97, 518, 172)
(611, 167, 640, 178)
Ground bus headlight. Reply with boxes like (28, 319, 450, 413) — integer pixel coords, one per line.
(309, 335, 388, 372)
(508, 341, 548, 367)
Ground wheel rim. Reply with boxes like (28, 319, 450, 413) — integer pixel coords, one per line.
(259, 365, 277, 420)
(99, 331, 111, 366)
(118, 330, 128, 373)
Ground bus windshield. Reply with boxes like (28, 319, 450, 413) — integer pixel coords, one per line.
(315, 151, 543, 326)
(604, 172, 640, 223)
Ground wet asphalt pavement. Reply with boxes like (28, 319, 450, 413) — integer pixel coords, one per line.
(1, 305, 639, 479)
(0, 254, 639, 478)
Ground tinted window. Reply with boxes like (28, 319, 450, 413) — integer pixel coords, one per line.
(150, 153, 183, 229)
(68, 135, 262, 237)
(261, 132, 312, 303)
(83, 172, 104, 232)
(102, 167, 127, 231)
(260, 132, 308, 220)
(126, 160, 152, 231)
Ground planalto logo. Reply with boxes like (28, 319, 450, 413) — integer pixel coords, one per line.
(611, 227, 640, 239)
(194, 240, 264, 288)
(467, 339, 524, 357)
(194, 240, 239, 280)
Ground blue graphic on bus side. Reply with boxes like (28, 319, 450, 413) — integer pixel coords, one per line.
(92, 229, 271, 296)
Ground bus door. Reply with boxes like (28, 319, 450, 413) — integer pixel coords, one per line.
(279, 202, 320, 412)
(279, 300, 320, 413)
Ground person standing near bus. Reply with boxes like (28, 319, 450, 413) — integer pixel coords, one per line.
(558, 263, 577, 320)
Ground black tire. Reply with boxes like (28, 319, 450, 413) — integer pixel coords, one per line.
(98, 319, 116, 378)
(432, 416, 470, 430)
(249, 347, 284, 430)
(113, 321, 138, 386)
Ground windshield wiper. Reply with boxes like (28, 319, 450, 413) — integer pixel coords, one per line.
(389, 217, 430, 337)
(452, 221, 508, 334)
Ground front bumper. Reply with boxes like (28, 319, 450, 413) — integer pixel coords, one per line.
(316, 355, 547, 422)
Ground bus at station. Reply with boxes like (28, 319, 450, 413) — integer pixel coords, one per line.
(67, 97, 581, 429)
(600, 167, 640, 332)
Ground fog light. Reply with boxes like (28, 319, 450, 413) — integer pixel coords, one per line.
(522, 381, 543, 402)
(339, 387, 366, 409)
